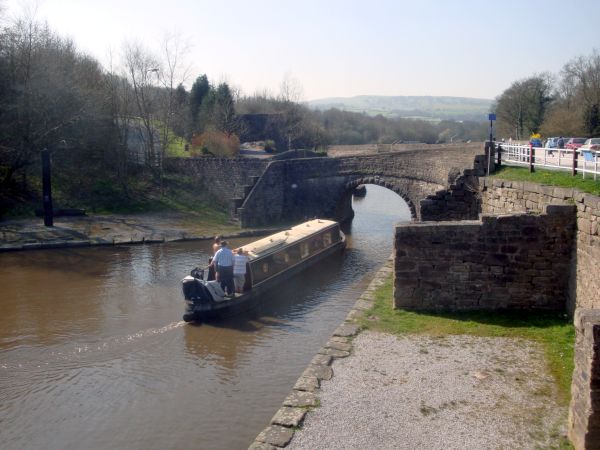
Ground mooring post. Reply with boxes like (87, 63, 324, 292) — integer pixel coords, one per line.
(529, 144, 535, 173)
(496, 143, 502, 167)
(41, 147, 53, 227)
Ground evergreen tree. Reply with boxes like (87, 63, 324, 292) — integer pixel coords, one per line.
(189, 74, 209, 133)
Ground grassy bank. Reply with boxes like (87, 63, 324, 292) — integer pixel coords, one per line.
(491, 166, 600, 196)
(2, 171, 232, 225)
(361, 275, 575, 406)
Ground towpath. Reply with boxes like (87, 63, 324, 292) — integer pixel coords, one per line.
(250, 260, 569, 450)
(0, 212, 272, 251)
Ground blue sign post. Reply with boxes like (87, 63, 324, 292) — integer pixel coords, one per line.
(488, 113, 496, 143)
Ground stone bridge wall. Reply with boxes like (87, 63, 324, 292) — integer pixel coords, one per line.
(393, 205, 576, 311)
(239, 145, 486, 227)
(164, 157, 268, 214)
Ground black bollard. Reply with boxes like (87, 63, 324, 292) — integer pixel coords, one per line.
(41, 148, 53, 227)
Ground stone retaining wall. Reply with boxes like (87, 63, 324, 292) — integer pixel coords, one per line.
(393, 205, 576, 311)
(569, 309, 600, 450)
(164, 157, 268, 213)
(480, 178, 600, 312)
(479, 177, 600, 449)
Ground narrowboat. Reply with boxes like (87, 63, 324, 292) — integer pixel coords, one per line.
(181, 219, 345, 322)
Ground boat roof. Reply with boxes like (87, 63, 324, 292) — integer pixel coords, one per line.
(241, 219, 338, 259)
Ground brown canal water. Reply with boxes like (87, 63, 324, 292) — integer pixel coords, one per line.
(0, 185, 411, 450)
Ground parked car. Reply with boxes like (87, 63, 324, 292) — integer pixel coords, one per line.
(580, 138, 600, 151)
(544, 137, 560, 148)
(566, 137, 587, 149)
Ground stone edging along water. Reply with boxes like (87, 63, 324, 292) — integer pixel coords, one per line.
(248, 257, 394, 450)
(0, 227, 284, 253)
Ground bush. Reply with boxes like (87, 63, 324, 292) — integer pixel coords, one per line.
(191, 130, 240, 157)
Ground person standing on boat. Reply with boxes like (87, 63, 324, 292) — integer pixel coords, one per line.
(207, 235, 221, 281)
(212, 240, 235, 296)
(233, 248, 249, 294)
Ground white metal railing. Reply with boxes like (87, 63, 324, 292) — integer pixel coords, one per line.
(496, 143, 600, 180)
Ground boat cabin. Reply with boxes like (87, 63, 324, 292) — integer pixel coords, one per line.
(182, 219, 345, 322)
(244, 219, 343, 288)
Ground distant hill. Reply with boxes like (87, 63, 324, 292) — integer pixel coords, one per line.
(306, 95, 493, 122)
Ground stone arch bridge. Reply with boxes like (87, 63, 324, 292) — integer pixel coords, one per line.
(165, 143, 489, 227)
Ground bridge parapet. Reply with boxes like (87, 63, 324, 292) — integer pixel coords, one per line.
(239, 144, 487, 227)
(165, 144, 487, 227)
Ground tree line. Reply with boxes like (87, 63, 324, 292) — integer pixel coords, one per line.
(0, 15, 487, 216)
(494, 50, 600, 140)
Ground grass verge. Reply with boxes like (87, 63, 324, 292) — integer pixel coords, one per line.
(491, 165, 600, 196)
(360, 275, 575, 406)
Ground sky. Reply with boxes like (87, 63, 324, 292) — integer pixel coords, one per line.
(2, 0, 600, 101)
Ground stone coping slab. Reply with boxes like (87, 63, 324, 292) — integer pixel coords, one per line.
(255, 425, 295, 448)
(271, 407, 307, 428)
(248, 257, 393, 448)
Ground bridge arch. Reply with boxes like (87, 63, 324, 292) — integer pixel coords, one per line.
(343, 177, 417, 220)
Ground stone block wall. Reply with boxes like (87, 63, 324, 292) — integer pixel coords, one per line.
(480, 178, 600, 312)
(238, 161, 287, 227)
(394, 205, 576, 311)
(239, 146, 487, 227)
(166, 145, 486, 226)
(569, 309, 600, 450)
(419, 169, 482, 221)
(164, 157, 268, 213)
(418, 144, 492, 221)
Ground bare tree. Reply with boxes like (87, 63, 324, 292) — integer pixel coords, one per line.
(156, 33, 191, 170)
(105, 49, 135, 191)
(121, 36, 191, 186)
(495, 74, 554, 139)
(562, 50, 600, 134)
(0, 16, 110, 189)
(279, 73, 304, 103)
(122, 40, 161, 174)
(277, 74, 306, 150)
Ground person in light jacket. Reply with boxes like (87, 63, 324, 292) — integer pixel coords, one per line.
(233, 248, 249, 294)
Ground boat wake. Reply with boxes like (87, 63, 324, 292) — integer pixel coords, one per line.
(1, 321, 186, 371)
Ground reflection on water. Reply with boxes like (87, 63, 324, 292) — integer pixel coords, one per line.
(0, 185, 411, 450)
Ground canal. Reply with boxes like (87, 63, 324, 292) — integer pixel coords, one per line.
(0, 185, 411, 450)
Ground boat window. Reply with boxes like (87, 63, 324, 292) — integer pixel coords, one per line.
(323, 232, 332, 246)
(300, 242, 310, 258)
(262, 262, 269, 273)
(311, 234, 324, 251)
(273, 251, 289, 264)
(287, 245, 301, 263)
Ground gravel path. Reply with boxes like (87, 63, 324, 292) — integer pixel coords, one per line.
(287, 331, 566, 450)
